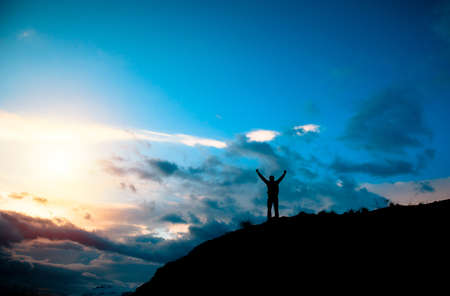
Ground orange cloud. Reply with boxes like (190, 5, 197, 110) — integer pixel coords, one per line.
(32, 196, 48, 204)
(8, 192, 28, 199)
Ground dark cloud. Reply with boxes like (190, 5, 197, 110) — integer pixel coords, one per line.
(201, 196, 238, 212)
(330, 157, 415, 177)
(340, 89, 431, 153)
(0, 249, 106, 296)
(188, 212, 201, 224)
(432, 0, 450, 45)
(416, 148, 436, 170)
(331, 147, 436, 178)
(0, 214, 23, 246)
(129, 167, 161, 182)
(147, 159, 179, 176)
(101, 152, 259, 188)
(202, 198, 221, 209)
(225, 135, 308, 173)
(218, 167, 257, 186)
(290, 177, 388, 212)
(160, 213, 186, 224)
(0, 210, 240, 265)
(100, 159, 160, 181)
(0, 244, 157, 295)
(27, 240, 86, 252)
(0, 210, 116, 250)
(415, 181, 435, 193)
(226, 135, 281, 166)
(188, 220, 233, 242)
(101, 158, 162, 183)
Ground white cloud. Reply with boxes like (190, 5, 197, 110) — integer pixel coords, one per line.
(0, 110, 226, 149)
(293, 124, 320, 136)
(246, 129, 279, 142)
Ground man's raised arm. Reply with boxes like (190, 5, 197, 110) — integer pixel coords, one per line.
(276, 170, 287, 183)
(256, 169, 268, 184)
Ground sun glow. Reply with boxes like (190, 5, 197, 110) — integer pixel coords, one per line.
(32, 142, 89, 180)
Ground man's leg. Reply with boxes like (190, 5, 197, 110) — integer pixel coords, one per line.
(274, 197, 279, 218)
(267, 198, 272, 220)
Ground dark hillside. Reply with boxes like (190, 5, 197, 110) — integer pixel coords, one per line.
(133, 200, 450, 294)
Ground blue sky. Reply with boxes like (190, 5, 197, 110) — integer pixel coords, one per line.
(1, 0, 449, 176)
(1, 0, 450, 294)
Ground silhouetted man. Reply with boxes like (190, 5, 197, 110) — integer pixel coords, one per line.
(256, 169, 286, 220)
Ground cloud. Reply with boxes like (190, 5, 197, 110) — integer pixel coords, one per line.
(101, 133, 387, 215)
(415, 181, 435, 193)
(293, 124, 320, 136)
(119, 182, 137, 193)
(0, 242, 156, 295)
(0, 210, 116, 249)
(6, 192, 49, 204)
(175, 134, 226, 148)
(264, 175, 389, 213)
(128, 167, 162, 182)
(246, 130, 280, 142)
(160, 213, 186, 224)
(432, 0, 450, 45)
(330, 157, 415, 177)
(0, 109, 226, 148)
(32, 196, 48, 204)
(331, 147, 435, 178)
(8, 192, 27, 199)
(362, 177, 450, 205)
(100, 159, 161, 182)
(416, 148, 436, 170)
(0, 209, 238, 265)
(129, 184, 137, 193)
(99, 133, 388, 237)
(226, 135, 288, 170)
(101, 152, 259, 188)
(0, 249, 101, 295)
(0, 212, 241, 295)
(340, 89, 431, 153)
(147, 159, 179, 176)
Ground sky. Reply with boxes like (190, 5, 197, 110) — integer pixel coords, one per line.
(1, 0, 450, 294)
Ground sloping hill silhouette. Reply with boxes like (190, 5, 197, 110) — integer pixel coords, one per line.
(132, 200, 450, 294)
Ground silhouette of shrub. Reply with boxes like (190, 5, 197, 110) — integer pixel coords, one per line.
(359, 208, 369, 214)
(318, 210, 328, 216)
(389, 201, 398, 207)
(239, 220, 253, 229)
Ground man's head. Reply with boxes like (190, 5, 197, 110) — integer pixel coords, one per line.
(269, 176, 275, 181)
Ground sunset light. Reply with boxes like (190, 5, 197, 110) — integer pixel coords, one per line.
(32, 142, 89, 179)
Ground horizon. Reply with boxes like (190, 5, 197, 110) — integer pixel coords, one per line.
(1, 0, 450, 294)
